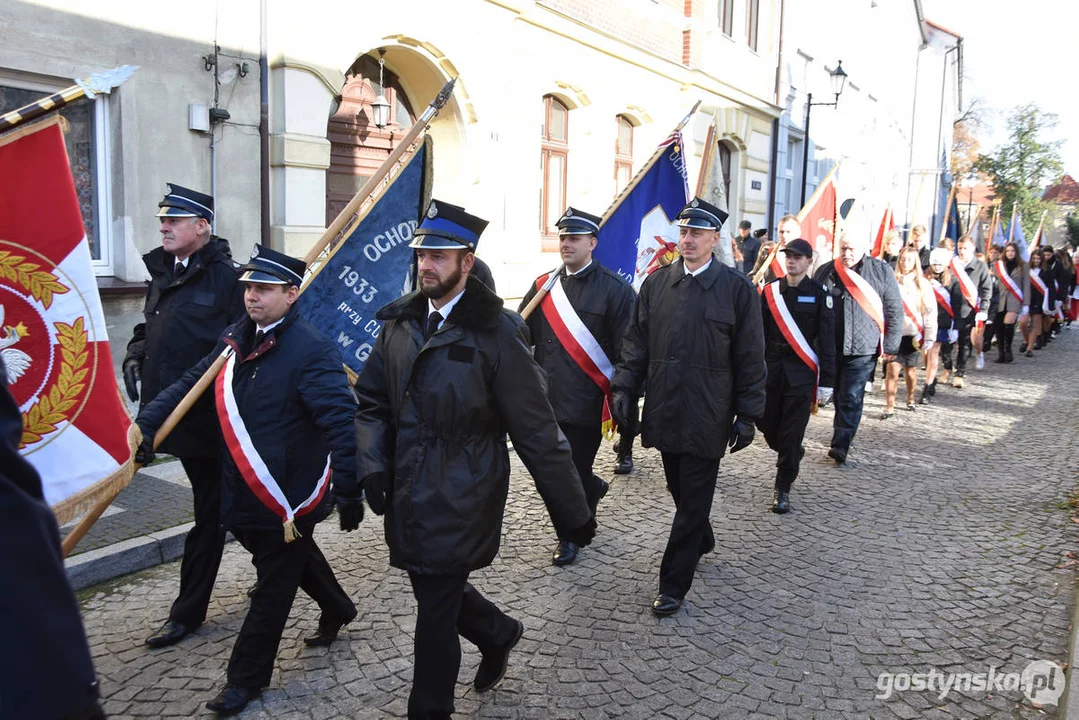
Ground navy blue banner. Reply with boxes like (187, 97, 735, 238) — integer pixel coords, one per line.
(594, 139, 688, 290)
(299, 140, 430, 375)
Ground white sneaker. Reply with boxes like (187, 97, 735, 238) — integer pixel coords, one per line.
(865, 381, 875, 393)
(975, 353, 985, 370)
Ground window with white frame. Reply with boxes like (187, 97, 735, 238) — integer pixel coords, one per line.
(784, 134, 803, 214)
(0, 74, 113, 275)
(718, 0, 734, 36)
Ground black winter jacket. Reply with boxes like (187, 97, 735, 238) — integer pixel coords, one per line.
(814, 257, 904, 357)
(124, 237, 244, 457)
(761, 276, 836, 389)
(137, 306, 357, 534)
(612, 258, 766, 459)
(518, 261, 636, 427)
(354, 276, 591, 575)
(955, 258, 993, 318)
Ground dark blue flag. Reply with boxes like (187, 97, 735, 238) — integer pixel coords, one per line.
(946, 190, 960, 244)
(298, 139, 431, 375)
(594, 134, 689, 290)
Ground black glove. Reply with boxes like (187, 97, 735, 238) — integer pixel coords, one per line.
(361, 472, 389, 516)
(337, 495, 364, 532)
(728, 415, 755, 454)
(122, 359, 141, 402)
(134, 427, 155, 465)
(562, 517, 597, 548)
(611, 390, 638, 435)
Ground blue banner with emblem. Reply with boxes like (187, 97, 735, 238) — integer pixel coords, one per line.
(298, 138, 431, 375)
(594, 134, 689, 290)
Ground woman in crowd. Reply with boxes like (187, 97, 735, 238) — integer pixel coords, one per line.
(1068, 250, 1079, 323)
(993, 242, 1029, 363)
(972, 246, 1001, 369)
(1028, 250, 1049, 352)
(923, 248, 957, 403)
(883, 246, 936, 416)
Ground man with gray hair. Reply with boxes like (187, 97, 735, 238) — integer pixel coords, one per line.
(813, 232, 903, 464)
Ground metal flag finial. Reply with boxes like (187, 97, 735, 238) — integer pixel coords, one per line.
(432, 77, 457, 111)
(77, 65, 139, 98)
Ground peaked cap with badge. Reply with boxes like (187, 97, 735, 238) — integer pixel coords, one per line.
(675, 197, 729, 230)
(239, 245, 306, 286)
(409, 199, 488, 251)
(156, 183, 215, 222)
(556, 207, 602, 236)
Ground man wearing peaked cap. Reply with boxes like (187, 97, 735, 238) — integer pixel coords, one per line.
(355, 199, 596, 717)
(123, 183, 244, 652)
(136, 244, 361, 715)
(612, 196, 766, 617)
(518, 207, 636, 567)
(758, 238, 835, 514)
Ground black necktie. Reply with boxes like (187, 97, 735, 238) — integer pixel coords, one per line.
(254, 330, 265, 348)
(174, 262, 187, 280)
(424, 312, 442, 341)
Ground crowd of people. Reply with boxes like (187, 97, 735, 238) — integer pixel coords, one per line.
(8, 180, 1077, 719)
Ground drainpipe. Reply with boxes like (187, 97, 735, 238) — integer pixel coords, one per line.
(259, 0, 271, 247)
(767, 0, 786, 234)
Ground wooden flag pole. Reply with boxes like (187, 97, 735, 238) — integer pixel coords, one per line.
(0, 65, 137, 134)
(518, 264, 565, 321)
(303, 78, 456, 265)
(935, 183, 958, 246)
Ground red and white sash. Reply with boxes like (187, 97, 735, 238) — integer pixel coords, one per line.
(536, 271, 617, 437)
(215, 350, 332, 542)
(932, 281, 954, 319)
(763, 281, 819, 393)
(995, 260, 1023, 305)
(1029, 269, 1051, 314)
(901, 294, 925, 343)
(769, 250, 787, 279)
(950, 257, 979, 309)
(834, 263, 885, 335)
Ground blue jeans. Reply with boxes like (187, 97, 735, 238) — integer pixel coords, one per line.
(831, 354, 878, 454)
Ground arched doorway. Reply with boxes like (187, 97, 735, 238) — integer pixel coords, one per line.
(326, 53, 418, 225)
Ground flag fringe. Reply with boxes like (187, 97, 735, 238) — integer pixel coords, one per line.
(52, 422, 141, 527)
(0, 114, 67, 147)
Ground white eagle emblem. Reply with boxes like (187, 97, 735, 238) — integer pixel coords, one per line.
(0, 305, 32, 385)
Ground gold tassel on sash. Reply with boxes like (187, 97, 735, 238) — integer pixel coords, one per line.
(283, 517, 302, 543)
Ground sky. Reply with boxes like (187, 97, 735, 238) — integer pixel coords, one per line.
(921, 0, 1079, 180)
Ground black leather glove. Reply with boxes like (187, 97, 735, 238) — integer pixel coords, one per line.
(562, 517, 597, 548)
(611, 390, 638, 435)
(361, 472, 388, 516)
(337, 495, 364, 532)
(122, 359, 141, 402)
(728, 415, 755, 454)
(134, 427, 155, 465)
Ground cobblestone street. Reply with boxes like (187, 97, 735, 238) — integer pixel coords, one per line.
(79, 330, 1079, 719)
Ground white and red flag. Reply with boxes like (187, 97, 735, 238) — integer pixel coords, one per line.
(798, 164, 838, 261)
(870, 204, 895, 259)
(0, 116, 137, 524)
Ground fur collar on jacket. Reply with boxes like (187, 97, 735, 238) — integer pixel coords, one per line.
(377, 274, 505, 331)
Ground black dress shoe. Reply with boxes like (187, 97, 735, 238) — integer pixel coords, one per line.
(474, 619, 524, 692)
(145, 620, 195, 648)
(552, 540, 579, 566)
(651, 594, 683, 617)
(304, 606, 358, 646)
(827, 447, 847, 465)
(206, 685, 260, 716)
(614, 454, 633, 475)
(772, 489, 790, 514)
(588, 477, 610, 517)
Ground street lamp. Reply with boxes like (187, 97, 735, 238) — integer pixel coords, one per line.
(800, 61, 848, 206)
(370, 52, 391, 130)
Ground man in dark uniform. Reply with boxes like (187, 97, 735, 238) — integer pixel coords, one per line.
(123, 183, 244, 649)
(518, 207, 636, 566)
(758, 238, 835, 514)
(0, 358, 105, 720)
(136, 246, 361, 716)
(354, 200, 595, 719)
(612, 197, 766, 617)
(813, 234, 903, 463)
(941, 235, 992, 388)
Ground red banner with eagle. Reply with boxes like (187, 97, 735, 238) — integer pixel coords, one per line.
(798, 164, 839, 261)
(0, 116, 137, 526)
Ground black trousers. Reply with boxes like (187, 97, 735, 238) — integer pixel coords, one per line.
(615, 429, 637, 459)
(558, 422, 604, 520)
(227, 528, 354, 690)
(658, 452, 721, 599)
(758, 370, 813, 491)
(168, 455, 227, 628)
(407, 572, 518, 720)
(941, 315, 974, 375)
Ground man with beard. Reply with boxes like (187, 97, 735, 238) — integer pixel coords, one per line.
(354, 199, 595, 719)
(612, 197, 766, 617)
(518, 207, 636, 566)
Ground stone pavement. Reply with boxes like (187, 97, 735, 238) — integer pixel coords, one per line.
(78, 329, 1079, 719)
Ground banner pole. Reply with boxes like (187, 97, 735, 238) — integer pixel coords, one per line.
(519, 265, 565, 321)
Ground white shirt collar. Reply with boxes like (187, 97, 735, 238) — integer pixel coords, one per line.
(684, 257, 713, 277)
(427, 286, 466, 329)
(565, 259, 593, 276)
(175, 257, 189, 269)
(257, 317, 286, 335)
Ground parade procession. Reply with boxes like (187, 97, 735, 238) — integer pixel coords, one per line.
(4, 1, 1079, 719)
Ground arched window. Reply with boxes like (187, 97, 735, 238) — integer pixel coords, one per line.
(614, 115, 634, 194)
(540, 95, 569, 244)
